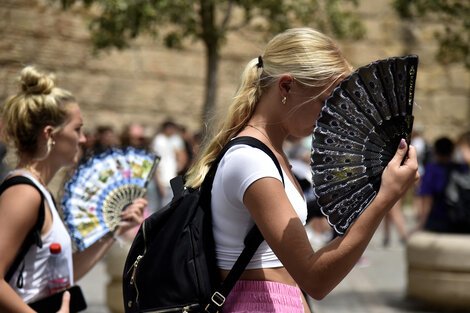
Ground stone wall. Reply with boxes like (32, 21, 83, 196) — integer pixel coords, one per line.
(1, 0, 469, 143)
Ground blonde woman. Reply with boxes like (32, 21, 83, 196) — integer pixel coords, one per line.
(185, 27, 419, 312)
(0, 66, 146, 312)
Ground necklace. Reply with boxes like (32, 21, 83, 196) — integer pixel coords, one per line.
(23, 165, 47, 186)
(246, 124, 292, 169)
(246, 124, 273, 144)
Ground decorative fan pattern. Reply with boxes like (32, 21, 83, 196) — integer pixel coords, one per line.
(311, 55, 418, 235)
(62, 147, 159, 251)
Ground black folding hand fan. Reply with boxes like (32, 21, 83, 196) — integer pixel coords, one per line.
(311, 55, 418, 235)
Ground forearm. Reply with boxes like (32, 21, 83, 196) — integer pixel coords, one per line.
(0, 280, 36, 313)
(72, 232, 116, 281)
(301, 193, 394, 299)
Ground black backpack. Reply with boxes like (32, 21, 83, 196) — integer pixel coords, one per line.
(444, 166, 470, 233)
(0, 175, 45, 288)
(122, 136, 284, 313)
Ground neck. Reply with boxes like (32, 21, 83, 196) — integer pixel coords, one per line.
(18, 161, 56, 186)
(245, 122, 286, 155)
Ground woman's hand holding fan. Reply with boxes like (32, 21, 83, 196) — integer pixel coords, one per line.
(113, 197, 148, 236)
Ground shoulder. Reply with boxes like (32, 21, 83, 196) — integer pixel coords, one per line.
(0, 177, 42, 236)
(0, 177, 42, 217)
(0, 178, 43, 270)
(215, 144, 282, 202)
(219, 144, 282, 184)
(223, 144, 278, 170)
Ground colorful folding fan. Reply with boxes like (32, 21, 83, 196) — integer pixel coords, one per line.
(62, 147, 159, 251)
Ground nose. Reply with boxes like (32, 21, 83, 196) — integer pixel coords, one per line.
(79, 131, 87, 144)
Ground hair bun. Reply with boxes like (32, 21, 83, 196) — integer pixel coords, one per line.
(20, 66, 56, 95)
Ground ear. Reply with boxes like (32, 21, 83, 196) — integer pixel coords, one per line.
(43, 125, 55, 141)
(278, 74, 294, 99)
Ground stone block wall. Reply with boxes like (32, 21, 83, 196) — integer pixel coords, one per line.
(1, 0, 469, 143)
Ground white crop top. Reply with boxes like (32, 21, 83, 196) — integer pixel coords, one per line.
(211, 144, 307, 270)
(7, 171, 74, 303)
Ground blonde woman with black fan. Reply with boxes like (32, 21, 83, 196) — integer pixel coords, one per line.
(185, 27, 419, 312)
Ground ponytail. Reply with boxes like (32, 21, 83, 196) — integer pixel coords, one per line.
(185, 58, 264, 188)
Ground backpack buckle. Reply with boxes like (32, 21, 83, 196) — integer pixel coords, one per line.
(205, 291, 225, 311)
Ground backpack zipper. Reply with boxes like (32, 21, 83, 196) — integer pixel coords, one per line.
(127, 254, 143, 304)
(127, 219, 148, 306)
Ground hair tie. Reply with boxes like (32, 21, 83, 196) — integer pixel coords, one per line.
(257, 56, 264, 69)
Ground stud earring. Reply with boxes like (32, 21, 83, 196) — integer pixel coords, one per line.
(282, 97, 287, 104)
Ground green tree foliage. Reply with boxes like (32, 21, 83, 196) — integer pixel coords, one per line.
(393, 0, 470, 69)
(59, 0, 365, 130)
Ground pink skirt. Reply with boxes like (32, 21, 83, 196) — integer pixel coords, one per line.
(222, 280, 304, 313)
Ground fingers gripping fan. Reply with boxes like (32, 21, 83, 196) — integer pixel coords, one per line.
(311, 55, 418, 235)
(62, 147, 159, 251)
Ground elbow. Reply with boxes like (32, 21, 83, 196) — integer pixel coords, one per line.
(308, 289, 329, 301)
(300, 283, 332, 301)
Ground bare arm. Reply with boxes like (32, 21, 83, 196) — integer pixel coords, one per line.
(244, 141, 418, 300)
(0, 185, 42, 313)
(73, 198, 146, 281)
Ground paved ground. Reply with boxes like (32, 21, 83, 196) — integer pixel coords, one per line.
(78, 209, 461, 313)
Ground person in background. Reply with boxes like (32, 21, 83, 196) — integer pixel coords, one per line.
(185, 27, 418, 312)
(148, 119, 186, 212)
(411, 127, 431, 178)
(454, 130, 470, 166)
(120, 123, 149, 151)
(188, 130, 203, 169)
(0, 66, 146, 313)
(92, 125, 118, 155)
(410, 127, 431, 231)
(416, 137, 458, 232)
(177, 125, 196, 176)
(382, 199, 408, 246)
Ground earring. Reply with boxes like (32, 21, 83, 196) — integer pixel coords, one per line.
(46, 138, 55, 152)
(281, 97, 287, 104)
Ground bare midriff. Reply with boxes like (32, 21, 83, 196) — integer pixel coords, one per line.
(220, 266, 297, 287)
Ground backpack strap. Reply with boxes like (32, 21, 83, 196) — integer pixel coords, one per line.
(0, 176, 45, 287)
(202, 136, 285, 313)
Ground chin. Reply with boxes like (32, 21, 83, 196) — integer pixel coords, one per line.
(71, 155, 81, 166)
(300, 126, 315, 137)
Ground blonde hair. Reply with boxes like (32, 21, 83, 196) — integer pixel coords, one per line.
(185, 27, 352, 188)
(1, 66, 76, 158)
